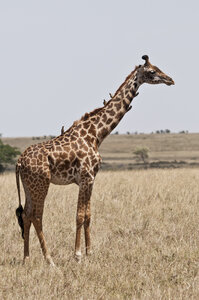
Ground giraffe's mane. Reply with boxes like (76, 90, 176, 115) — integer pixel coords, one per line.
(80, 107, 104, 122)
(112, 65, 140, 97)
(62, 107, 104, 134)
(78, 66, 140, 122)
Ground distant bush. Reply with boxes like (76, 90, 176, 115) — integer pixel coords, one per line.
(156, 129, 171, 134)
(179, 130, 189, 134)
(133, 147, 149, 165)
(0, 139, 20, 172)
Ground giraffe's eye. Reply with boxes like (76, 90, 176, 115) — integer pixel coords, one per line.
(150, 70, 156, 74)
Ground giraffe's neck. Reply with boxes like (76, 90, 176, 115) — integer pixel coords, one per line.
(94, 67, 142, 146)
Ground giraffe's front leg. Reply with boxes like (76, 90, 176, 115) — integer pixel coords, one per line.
(33, 216, 55, 266)
(75, 211, 84, 263)
(84, 200, 91, 256)
(75, 176, 93, 262)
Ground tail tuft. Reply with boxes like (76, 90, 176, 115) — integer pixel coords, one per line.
(16, 205, 24, 239)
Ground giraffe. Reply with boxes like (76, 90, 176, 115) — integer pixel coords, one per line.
(16, 55, 174, 265)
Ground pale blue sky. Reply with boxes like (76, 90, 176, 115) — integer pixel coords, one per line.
(0, 0, 198, 136)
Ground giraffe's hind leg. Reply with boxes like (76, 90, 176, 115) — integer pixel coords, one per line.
(22, 213, 31, 263)
(22, 175, 54, 265)
(31, 184, 55, 266)
(21, 182, 32, 264)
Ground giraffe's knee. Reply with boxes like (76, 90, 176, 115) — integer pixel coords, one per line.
(76, 213, 85, 226)
(84, 212, 91, 226)
(22, 212, 29, 223)
(32, 217, 43, 232)
(22, 213, 32, 227)
(20, 212, 31, 240)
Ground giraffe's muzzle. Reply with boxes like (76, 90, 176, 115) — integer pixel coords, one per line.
(165, 77, 175, 86)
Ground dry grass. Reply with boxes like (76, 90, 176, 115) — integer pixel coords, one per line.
(0, 169, 199, 299)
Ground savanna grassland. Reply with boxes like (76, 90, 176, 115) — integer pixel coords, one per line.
(3, 133, 199, 170)
(0, 169, 199, 299)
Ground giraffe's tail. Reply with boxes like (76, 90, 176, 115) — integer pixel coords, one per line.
(15, 162, 24, 239)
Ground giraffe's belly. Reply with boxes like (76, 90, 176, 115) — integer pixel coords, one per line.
(50, 171, 76, 185)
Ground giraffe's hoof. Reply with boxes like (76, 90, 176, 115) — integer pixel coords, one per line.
(86, 249, 92, 256)
(75, 253, 82, 263)
(23, 256, 30, 265)
(46, 255, 55, 267)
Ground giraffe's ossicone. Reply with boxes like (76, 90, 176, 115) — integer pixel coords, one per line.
(16, 55, 174, 265)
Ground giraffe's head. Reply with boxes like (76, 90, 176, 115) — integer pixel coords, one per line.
(138, 55, 174, 86)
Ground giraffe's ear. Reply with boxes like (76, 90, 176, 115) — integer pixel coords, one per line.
(142, 55, 149, 65)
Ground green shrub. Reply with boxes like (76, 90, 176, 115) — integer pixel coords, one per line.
(0, 139, 21, 172)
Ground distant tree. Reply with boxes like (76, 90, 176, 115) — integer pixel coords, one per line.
(0, 139, 20, 172)
(179, 130, 188, 134)
(165, 129, 170, 134)
(133, 147, 149, 165)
